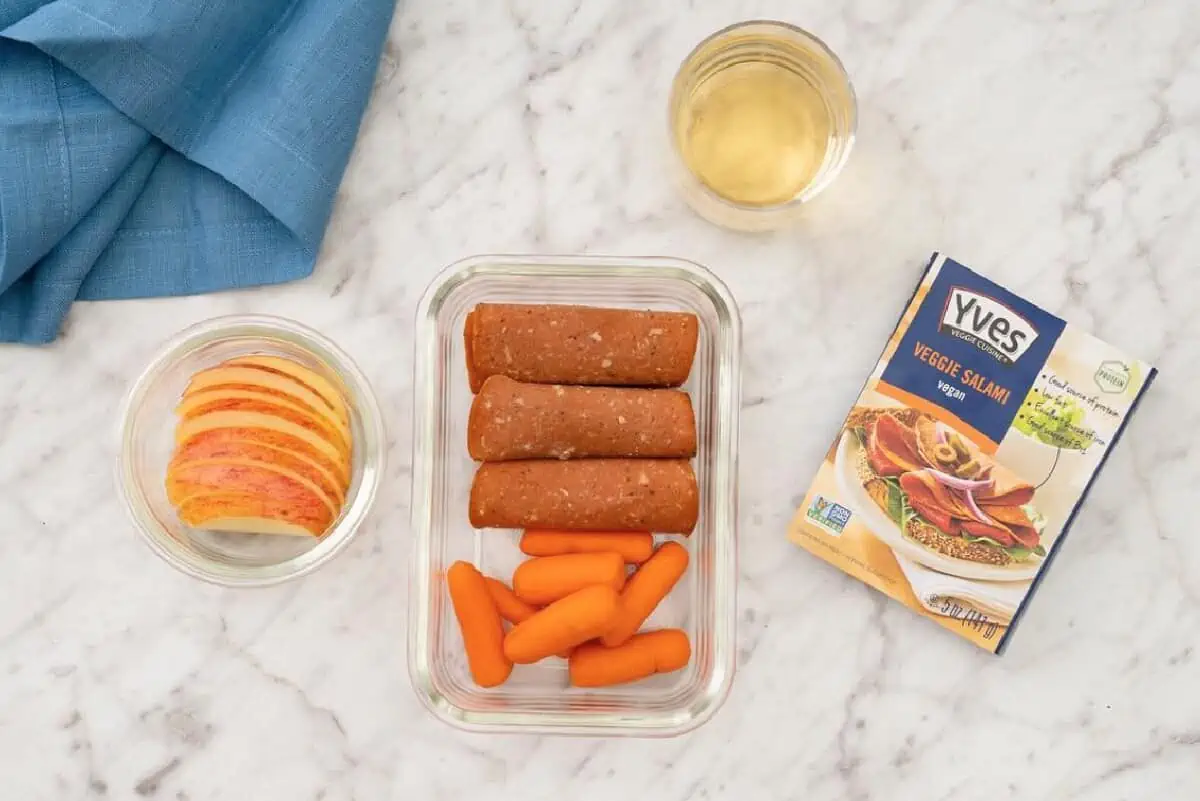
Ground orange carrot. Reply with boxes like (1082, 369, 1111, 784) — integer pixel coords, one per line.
(512, 552, 626, 606)
(569, 629, 691, 687)
(484, 577, 538, 624)
(503, 585, 620, 664)
(520, 529, 655, 564)
(485, 577, 571, 658)
(601, 541, 689, 647)
(447, 561, 512, 687)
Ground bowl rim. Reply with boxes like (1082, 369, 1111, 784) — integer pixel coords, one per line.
(115, 313, 386, 588)
(408, 254, 741, 736)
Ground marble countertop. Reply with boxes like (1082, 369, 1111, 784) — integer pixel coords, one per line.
(3, 0, 1198, 798)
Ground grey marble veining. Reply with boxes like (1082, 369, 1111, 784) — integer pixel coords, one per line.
(2, 0, 1198, 798)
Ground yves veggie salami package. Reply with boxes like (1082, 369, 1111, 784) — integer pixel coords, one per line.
(787, 253, 1156, 652)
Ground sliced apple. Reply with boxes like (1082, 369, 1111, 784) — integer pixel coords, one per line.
(177, 424, 351, 487)
(175, 411, 351, 481)
(166, 463, 329, 507)
(176, 388, 351, 455)
(171, 437, 347, 504)
(167, 459, 339, 517)
(180, 383, 350, 439)
(184, 366, 348, 433)
(179, 383, 351, 440)
(178, 492, 331, 537)
(221, 355, 350, 424)
(168, 355, 355, 540)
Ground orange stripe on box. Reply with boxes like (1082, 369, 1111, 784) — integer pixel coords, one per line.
(875, 381, 999, 455)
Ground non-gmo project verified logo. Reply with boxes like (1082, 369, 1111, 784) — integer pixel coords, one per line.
(807, 495, 852, 535)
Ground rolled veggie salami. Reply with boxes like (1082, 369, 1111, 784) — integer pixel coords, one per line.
(468, 375, 697, 461)
(469, 459, 699, 534)
(465, 304, 699, 392)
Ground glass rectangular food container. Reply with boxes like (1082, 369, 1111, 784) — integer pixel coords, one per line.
(409, 254, 741, 736)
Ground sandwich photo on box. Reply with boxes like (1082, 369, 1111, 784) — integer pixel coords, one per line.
(844, 406, 1045, 570)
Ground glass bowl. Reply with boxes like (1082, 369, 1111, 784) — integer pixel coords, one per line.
(116, 315, 385, 587)
(409, 255, 741, 736)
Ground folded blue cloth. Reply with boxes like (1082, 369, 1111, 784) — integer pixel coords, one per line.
(0, 0, 397, 343)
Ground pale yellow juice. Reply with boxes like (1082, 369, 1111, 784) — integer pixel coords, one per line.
(679, 59, 832, 207)
(669, 22, 856, 230)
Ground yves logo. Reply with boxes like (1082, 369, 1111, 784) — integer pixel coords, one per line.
(939, 286, 1038, 365)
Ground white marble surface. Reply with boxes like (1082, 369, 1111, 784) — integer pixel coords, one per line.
(2, 0, 1198, 798)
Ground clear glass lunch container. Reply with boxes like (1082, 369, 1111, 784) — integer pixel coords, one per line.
(116, 315, 386, 587)
(409, 255, 741, 736)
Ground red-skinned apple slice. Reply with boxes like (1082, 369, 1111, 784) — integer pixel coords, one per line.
(180, 383, 338, 427)
(166, 459, 338, 518)
(171, 437, 346, 504)
(177, 492, 331, 537)
(175, 411, 350, 481)
(220, 355, 349, 424)
(178, 426, 351, 489)
(176, 388, 351, 455)
(184, 366, 349, 436)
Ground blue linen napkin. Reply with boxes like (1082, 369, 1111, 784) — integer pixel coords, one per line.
(0, 0, 397, 344)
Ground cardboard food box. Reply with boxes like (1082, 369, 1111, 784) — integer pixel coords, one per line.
(788, 253, 1156, 652)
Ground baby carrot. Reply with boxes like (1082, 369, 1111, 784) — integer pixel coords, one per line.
(520, 529, 655, 564)
(512, 552, 626, 606)
(569, 629, 691, 687)
(484, 577, 538, 624)
(447, 561, 512, 687)
(503, 585, 620, 664)
(601, 541, 689, 647)
(485, 576, 572, 657)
